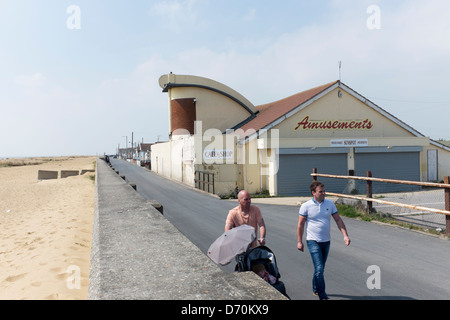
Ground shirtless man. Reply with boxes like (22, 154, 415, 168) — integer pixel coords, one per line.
(225, 190, 266, 248)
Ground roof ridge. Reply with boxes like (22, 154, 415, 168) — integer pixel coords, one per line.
(256, 80, 339, 112)
(234, 81, 339, 137)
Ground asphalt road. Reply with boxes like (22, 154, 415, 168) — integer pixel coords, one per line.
(110, 159, 450, 300)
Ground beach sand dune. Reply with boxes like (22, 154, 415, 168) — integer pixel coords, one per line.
(0, 156, 95, 300)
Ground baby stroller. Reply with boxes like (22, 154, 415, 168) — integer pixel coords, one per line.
(235, 245, 289, 298)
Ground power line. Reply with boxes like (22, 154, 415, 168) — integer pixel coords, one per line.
(367, 97, 450, 104)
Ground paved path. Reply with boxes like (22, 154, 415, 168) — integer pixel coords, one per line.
(111, 159, 450, 300)
(89, 159, 285, 300)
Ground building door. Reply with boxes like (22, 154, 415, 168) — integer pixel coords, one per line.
(277, 151, 348, 196)
(427, 149, 438, 182)
(354, 148, 421, 193)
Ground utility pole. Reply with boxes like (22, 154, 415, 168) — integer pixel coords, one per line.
(131, 131, 134, 160)
(124, 136, 128, 159)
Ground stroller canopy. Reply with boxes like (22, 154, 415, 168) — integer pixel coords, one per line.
(237, 245, 280, 280)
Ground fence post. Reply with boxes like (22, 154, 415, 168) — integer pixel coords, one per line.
(445, 177, 450, 237)
(196, 171, 199, 189)
(366, 171, 373, 214)
(312, 168, 317, 181)
(202, 172, 205, 191)
(207, 173, 210, 193)
(347, 169, 355, 194)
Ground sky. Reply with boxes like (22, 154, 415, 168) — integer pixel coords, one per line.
(1, 0, 449, 157)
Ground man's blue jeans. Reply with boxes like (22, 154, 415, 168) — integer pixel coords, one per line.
(307, 240, 330, 300)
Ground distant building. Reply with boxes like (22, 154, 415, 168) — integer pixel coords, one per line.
(151, 73, 450, 196)
(138, 143, 152, 166)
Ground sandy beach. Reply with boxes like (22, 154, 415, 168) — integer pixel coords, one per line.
(0, 156, 96, 300)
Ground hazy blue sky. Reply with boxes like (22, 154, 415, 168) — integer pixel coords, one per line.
(1, 0, 449, 157)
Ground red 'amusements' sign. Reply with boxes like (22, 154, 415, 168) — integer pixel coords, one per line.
(294, 116, 374, 131)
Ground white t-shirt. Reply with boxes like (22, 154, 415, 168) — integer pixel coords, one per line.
(299, 198, 338, 242)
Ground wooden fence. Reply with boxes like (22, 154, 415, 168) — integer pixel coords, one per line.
(311, 168, 450, 236)
(195, 171, 215, 194)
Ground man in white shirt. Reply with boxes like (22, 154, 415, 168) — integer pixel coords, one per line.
(297, 181, 350, 300)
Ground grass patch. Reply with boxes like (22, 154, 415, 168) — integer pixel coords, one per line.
(86, 173, 96, 184)
(0, 159, 45, 167)
(219, 189, 272, 199)
(335, 204, 360, 218)
(85, 159, 96, 184)
(250, 190, 271, 198)
(336, 203, 446, 237)
(335, 203, 381, 222)
(0, 156, 78, 168)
